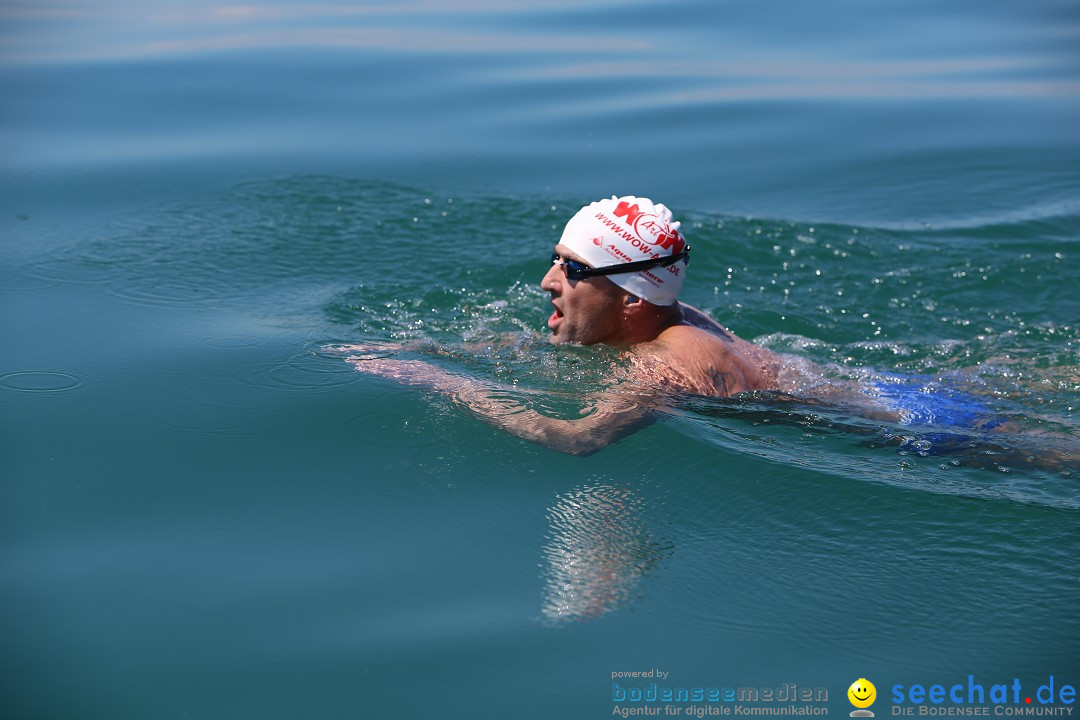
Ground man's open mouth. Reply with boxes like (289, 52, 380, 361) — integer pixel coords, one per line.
(548, 304, 564, 329)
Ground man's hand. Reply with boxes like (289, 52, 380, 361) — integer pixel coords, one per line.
(324, 341, 404, 359)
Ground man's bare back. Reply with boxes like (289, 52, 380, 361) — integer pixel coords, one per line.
(628, 303, 782, 397)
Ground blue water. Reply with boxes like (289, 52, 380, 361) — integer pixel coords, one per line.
(2, 1, 1078, 718)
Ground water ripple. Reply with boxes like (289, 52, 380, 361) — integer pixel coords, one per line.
(0, 370, 84, 393)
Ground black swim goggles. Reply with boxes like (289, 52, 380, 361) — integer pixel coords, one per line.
(550, 248, 690, 281)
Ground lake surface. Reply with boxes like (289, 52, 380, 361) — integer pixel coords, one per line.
(1, 1, 1078, 718)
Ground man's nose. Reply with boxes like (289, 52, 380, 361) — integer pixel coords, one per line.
(541, 262, 560, 290)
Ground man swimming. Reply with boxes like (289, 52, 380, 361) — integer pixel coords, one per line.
(339, 195, 1008, 456)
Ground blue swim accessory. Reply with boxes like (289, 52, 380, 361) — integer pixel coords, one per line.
(868, 375, 1004, 430)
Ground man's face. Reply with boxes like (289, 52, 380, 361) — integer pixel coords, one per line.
(541, 244, 625, 346)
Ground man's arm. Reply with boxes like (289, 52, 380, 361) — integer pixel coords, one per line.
(344, 354, 655, 456)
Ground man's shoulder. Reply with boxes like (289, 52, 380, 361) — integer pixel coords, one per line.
(628, 324, 738, 376)
(654, 323, 736, 360)
(628, 327, 741, 396)
(634, 315, 781, 396)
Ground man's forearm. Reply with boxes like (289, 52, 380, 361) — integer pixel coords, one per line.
(345, 355, 653, 456)
(446, 380, 653, 455)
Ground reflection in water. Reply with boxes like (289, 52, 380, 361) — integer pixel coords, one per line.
(540, 483, 673, 624)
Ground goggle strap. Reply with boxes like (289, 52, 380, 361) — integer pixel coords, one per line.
(581, 247, 690, 277)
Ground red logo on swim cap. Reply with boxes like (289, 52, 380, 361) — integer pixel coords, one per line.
(613, 200, 686, 255)
(592, 236, 603, 245)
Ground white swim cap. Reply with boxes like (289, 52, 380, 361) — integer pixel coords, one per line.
(559, 195, 688, 306)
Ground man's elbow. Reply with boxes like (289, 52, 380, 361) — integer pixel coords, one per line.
(541, 427, 614, 456)
(521, 410, 652, 456)
(560, 440, 605, 457)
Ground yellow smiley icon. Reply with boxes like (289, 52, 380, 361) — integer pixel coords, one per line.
(848, 678, 877, 709)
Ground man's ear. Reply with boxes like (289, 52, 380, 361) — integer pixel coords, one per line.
(622, 294, 644, 315)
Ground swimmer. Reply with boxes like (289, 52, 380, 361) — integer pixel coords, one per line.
(337, 195, 1025, 457)
(341, 195, 794, 454)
